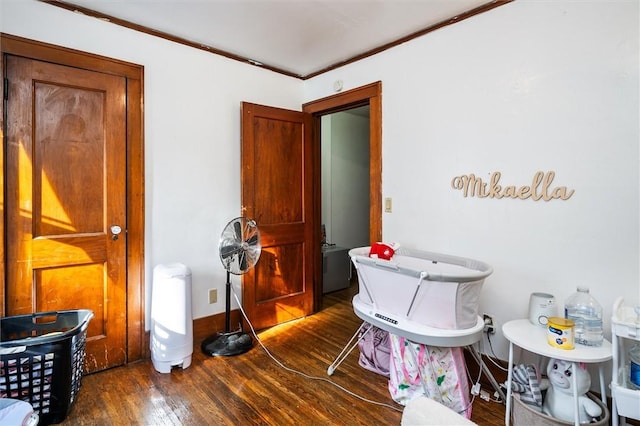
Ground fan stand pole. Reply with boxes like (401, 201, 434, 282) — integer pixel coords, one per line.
(224, 270, 232, 333)
(200, 270, 253, 357)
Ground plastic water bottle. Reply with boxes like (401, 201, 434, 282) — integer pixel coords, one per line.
(630, 343, 640, 389)
(564, 286, 603, 347)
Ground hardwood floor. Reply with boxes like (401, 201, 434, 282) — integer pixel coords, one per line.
(60, 284, 506, 425)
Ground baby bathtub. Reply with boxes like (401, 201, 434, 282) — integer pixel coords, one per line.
(350, 246, 493, 330)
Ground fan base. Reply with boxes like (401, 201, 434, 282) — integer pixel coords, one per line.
(201, 331, 253, 357)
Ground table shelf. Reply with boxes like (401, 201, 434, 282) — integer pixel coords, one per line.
(503, 319, 611, 426)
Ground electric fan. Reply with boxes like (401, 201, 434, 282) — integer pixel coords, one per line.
(201, 217, 261, 356)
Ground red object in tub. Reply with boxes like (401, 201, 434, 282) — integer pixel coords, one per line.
(368, 243, 398, 260)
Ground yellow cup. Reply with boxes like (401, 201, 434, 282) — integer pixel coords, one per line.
(547, 317, 575, 350)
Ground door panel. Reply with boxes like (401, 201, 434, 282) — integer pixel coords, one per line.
(36, 264, 105, 341)
(256, 244, 304, 300)
(241, 102, 314, 330)
(5, 55, 127, 372)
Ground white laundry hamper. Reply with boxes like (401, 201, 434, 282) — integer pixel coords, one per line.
(150, 263, 193, 373)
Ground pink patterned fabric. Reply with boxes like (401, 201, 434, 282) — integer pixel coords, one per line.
(388, 334, 472, 419)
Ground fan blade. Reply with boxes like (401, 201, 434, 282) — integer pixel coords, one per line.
(239, 250, 248, 271)
(234, 221, 242, 240)
(246, 235, 258, 245)
(220, 242, 241, 259)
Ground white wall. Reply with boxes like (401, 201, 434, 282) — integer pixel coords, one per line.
(305, 0, 640, 373)
(0, 0, 304, 322)
(2, 0, 639, 385)
(321, 117, 333, 244)
(321, 111, 370, 249)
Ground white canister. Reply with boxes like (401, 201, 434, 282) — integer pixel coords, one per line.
(528, 292, 557, 326)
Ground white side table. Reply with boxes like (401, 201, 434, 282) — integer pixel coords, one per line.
(503, 319, 612, 426)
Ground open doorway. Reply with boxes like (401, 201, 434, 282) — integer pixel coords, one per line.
(302, 81, 382, 311)
(320, 106, 370, 294)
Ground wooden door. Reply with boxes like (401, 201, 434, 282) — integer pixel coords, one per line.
(240, 102, 315, 330)
(5, 55, 127, 372)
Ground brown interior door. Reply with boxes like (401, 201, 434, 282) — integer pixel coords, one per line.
(240, 102, 315, 330)
(5, 55, 127, 373)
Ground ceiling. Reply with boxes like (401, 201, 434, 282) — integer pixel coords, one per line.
(50, 0, 506, 78)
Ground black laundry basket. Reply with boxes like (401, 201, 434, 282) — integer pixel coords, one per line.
(0, 310, 93, 425)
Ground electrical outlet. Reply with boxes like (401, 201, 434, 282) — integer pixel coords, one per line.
(208, 288, 217, 304)
(483, 313, 495, 334)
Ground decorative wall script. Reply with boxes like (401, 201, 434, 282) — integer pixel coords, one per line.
(451, 171, 575, 201)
